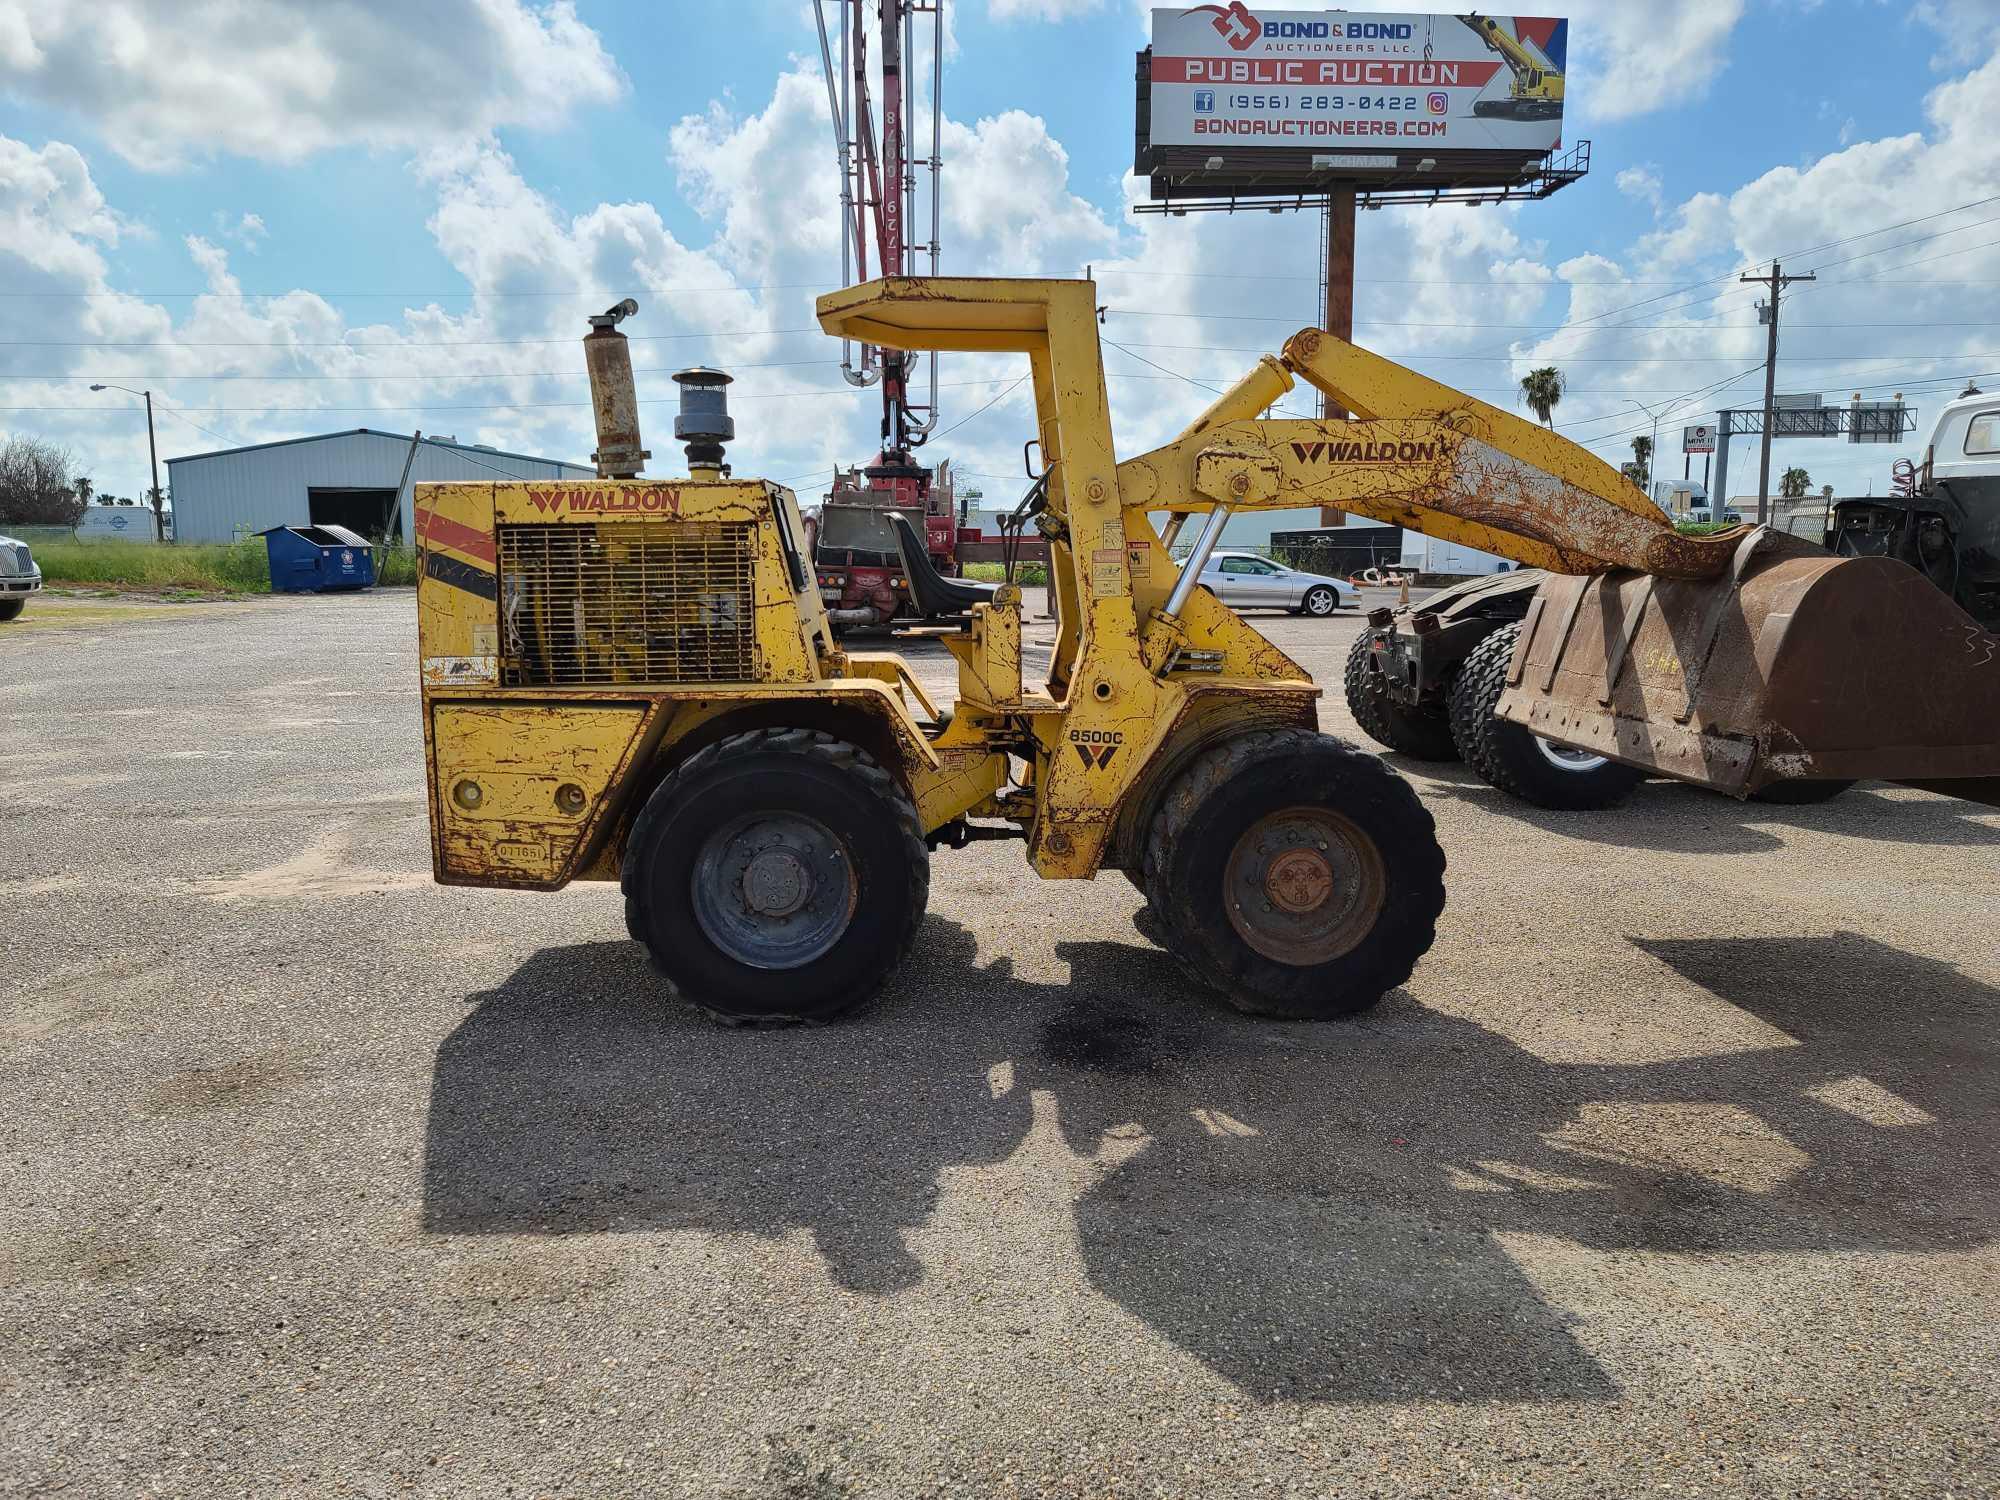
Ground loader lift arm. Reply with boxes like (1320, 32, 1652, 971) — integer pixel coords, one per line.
(1116, 329, 1740, 582)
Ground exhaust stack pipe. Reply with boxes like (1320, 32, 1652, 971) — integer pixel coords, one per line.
(584, 298, 648, 479)
(673, 367, 735, 480)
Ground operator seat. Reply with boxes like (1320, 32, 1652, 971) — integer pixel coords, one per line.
(888, 512, 999, 617)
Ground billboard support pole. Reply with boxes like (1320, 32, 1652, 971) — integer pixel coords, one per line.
(1319, 186, 1355, 527)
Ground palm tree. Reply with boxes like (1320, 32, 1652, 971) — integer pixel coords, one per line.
(1519, 366, 1565, 427)
(73, 475, 93, 506)
(1630, 434, 1653, 489)
(1779, 465, 1810, 499)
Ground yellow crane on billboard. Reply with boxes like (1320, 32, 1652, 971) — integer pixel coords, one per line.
(1461, 13, 1566, 122)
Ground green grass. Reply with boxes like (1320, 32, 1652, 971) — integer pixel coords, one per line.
(1673, 520, 1738, 536)
(962, 560, 1049, 586)
(32, 540, 418, 592)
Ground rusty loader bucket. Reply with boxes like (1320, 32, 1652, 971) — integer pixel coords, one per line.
(1496, 527, 2000, 806)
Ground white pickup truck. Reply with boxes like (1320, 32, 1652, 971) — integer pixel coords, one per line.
(0, 533, 44, 621)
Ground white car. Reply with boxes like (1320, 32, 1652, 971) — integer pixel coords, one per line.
(0, 533, 43, 621)
(1195, 550, 1356, 617)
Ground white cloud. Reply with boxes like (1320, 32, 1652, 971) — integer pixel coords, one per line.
(1912, 0, 2000, 67)
(986, 0, 1110, 21)
(1616, 166, 1664, 216)
(215, 211, 268, 251)
(0, 0, 624, 169)
(1559, 0, 1748, 123)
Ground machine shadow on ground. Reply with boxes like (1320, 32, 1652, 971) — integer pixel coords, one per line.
(1397, 756, 2000, 854)
(422, 921, 1997, 1406)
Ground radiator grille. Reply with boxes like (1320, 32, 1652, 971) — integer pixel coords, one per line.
(498, 522, 756, 686)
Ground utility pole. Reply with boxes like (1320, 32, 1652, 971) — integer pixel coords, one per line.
(1741, 261, 1815, 526)
(143, 391, 162, 543)
(89, 383, 165, 542)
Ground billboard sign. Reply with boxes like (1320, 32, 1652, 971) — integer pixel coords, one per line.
(1848, 400, 1907, 444)
(1772, 408, 1843, 437)
(1146, 8, 1566, 159)
(1682, 423, 1715, 454)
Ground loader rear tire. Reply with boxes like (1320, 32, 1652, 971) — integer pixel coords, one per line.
(1342, 632, 1458, 761)
(1449, 623, 1643, 811)
(1143, 729, 1445, 1020)
(621, 728, 928, 1024)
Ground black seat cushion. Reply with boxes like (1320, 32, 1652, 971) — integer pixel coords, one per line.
(889, 512, 1000, 616)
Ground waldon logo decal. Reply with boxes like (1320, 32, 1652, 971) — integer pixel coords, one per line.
(1289, 440, 1442, 464)
(525, 486, 682, 516)
(1069, 727, 1124, 770)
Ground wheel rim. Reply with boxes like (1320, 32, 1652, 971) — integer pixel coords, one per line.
(1307, 588, 1335, 615)
(1533, 736, 1608, 773)
(1224, 805, 1387, 965)
(691, 811, 856, 970)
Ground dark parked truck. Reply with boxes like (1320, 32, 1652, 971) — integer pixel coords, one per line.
(1827, 388, 2000, 632)
(809, 458, 973, 630)
(1345, 571, 1649, 811)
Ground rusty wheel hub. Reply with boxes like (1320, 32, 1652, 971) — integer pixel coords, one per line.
(1264, 848, 1334, 913)
(1225, 806, 1387, 966)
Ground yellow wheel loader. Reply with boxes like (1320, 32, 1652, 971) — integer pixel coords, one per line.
(416, 277, 2000, 1025)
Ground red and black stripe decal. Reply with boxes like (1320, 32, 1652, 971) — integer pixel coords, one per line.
(415, 507, 497, 566)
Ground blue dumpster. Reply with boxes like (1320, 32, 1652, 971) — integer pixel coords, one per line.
(258, 524, 376, 593)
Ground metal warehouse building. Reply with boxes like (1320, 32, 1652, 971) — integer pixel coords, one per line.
(165, 429, 595, 544)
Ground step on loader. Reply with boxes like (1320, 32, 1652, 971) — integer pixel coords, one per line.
(415, 277, 2000, 1025)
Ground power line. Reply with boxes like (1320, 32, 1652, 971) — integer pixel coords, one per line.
(929, 376, 1030, 441)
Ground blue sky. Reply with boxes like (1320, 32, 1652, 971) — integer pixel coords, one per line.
(4, 0, 1999, 512)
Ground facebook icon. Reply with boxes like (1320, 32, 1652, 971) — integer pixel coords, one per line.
(1193, 89, 1215, 112)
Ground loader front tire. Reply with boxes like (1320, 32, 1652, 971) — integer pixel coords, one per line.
(1449, 623, 1643, 811)
(621, 728, 928, 1024)
(1342, 632, 1458, 761)
(1143, 730, 1445, 1020)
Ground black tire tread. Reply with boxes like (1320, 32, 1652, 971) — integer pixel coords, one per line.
(619, 727, 928, 1025)
(1448, 623, 1642, 811)
(1341, 631, 1459, 761)
(1142, 728, 1445, 1019)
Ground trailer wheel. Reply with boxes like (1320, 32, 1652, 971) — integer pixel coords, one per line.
(1341, 632, 1458, 761)
(1448, 623, 1643, 811)
(1143, 729, 1445, 1020)
(621, 728, 928, 1024)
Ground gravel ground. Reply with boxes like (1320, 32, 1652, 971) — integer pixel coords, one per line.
(3, 586, 1996, 1499)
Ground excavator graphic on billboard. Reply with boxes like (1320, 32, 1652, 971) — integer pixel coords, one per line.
(1460, 12, 1567, 122)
